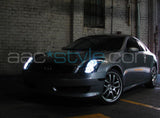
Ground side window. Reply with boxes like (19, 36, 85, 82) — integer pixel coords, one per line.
(126, 38, 140, 51)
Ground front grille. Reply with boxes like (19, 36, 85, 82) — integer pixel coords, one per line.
(30, 63, 77, 73)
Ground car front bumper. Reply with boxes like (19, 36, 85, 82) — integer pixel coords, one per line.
(23, 72, 106, 97)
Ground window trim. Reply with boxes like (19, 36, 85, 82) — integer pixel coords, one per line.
(137, 40, 148, 52)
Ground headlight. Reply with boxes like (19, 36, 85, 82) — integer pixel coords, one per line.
(85, 59, 98, 73)
(23, 57, 33, 70)
(75, 59, 105, 74)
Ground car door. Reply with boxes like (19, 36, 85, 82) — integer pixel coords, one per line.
(123, 37, 145, 86)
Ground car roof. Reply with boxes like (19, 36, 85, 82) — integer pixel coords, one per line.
(84, 34, 130, 39)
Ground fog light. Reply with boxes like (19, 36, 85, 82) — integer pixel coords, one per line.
(53, 87, 57, 92)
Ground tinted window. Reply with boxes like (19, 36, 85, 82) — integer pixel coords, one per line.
(126, 38, 140, 51)
(64, 36, 124, 51)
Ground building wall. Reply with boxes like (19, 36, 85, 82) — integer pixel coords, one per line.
(0, 0, 155, 75)
(112, 0, 136, 35)
(0, 0, 71, 75)
(139, 0, 149, 45)
(73, 0, 148, 45)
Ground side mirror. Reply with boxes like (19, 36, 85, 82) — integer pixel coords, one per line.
(128, 47, 139, 52)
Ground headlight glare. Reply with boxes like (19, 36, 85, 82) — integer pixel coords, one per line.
(23, 57, 33, 70)
(85, 60, 98, 73)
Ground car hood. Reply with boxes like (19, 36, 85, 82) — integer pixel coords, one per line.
(34, 49, 122, 65)
(26, 49, 121, 73)
(43, 49, 106, 64)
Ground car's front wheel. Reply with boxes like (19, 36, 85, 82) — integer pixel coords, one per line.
(100, 70, 123, 104)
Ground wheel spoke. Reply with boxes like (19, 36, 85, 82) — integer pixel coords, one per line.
(105, 79, 110, 84)
(112, 75, 115, 83)
(106, 91, 110, 98)
(113, 87, 120, 94)
(109, 74, 112, 82)
(116, 90, 120, 95)
(151, 67, 157, 86)
(110, 91, 114, 99)
(152, 67, 157, 77)
(103, 88, 109, 95)
(113, 85, 120, 89)
(114, 81, 120, 85)
(112, 88, 117, 93)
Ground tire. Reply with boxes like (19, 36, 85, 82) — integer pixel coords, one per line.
(99, 70, 123, 104)
(145, 66, 157, 88)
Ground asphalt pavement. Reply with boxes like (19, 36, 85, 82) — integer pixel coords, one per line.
(0, 75, 160, 118)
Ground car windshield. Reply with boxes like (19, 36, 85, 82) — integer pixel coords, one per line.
(63, 36, 125, 51)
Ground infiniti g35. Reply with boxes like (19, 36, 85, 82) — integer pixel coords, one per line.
(23, 35, 158, 104)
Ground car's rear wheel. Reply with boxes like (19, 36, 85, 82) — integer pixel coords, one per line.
(100, 70, 123, 104)
(145, 66, 157, 88)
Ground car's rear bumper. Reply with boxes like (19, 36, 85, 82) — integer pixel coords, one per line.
(23, 72, 105, 97)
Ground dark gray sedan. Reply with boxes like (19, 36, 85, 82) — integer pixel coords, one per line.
(23, 35, 158, 104)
